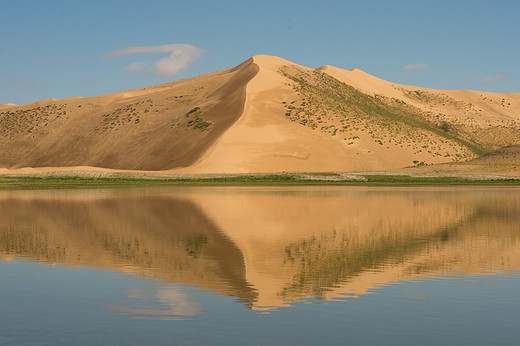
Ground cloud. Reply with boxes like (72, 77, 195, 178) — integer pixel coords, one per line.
(109, 286, 200, 320)
(403, 63, 428, 72)
(126, 62, 148, 73)
(483, 73, 507, 83)
(109, 43, 205, 77)
(3, 78, 40, 88)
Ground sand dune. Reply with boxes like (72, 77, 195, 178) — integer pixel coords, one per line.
(1, 55, 519, 174)
(0, 59, 257, 170)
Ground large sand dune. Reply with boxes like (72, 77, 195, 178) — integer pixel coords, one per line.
(0, 59, 258, 171)
(1, 55, 519, 174)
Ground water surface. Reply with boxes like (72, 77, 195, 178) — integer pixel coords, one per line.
(1, 186, 519, 345)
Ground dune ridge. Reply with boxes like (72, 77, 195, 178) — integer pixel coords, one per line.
(1, 54, 519, 175)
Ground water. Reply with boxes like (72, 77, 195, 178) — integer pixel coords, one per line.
(1, 186, 519, 345)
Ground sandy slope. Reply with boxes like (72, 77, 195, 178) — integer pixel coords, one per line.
(1, 54, 519, 175)
(0, 59, 258, 171)
(400, 145, 520, 177)
(173, 55, 520, 173)
(320, 65, 520, 126)
(173, 56, 422, 173)
(172, 55, 359, 173)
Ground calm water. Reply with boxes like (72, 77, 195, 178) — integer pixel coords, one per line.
(1, 186, 519, 345)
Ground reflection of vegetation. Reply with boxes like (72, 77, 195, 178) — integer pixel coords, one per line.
(281, 213, 480, 298)
(102, 235, 142, 261)
(185, 235, 208, 258)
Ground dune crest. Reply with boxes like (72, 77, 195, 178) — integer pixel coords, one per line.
(1, 55, 519, 174)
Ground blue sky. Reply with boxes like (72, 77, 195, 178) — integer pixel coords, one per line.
(1, 0, 518, 105)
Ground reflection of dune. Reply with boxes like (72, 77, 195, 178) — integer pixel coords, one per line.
(1, 187, 519, 311)
(0, 189, 257, 306)
(185, 187, 520, 308)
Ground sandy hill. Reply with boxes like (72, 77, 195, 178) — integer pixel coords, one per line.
(1, 55, 519, 174)
(0, 59, 258, 170)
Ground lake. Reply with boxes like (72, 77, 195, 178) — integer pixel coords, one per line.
(1, 185, 519, 345)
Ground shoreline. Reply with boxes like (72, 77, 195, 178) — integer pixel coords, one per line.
(1, 171, 519, 189)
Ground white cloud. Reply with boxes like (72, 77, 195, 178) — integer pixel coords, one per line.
(126, 61, 148, 73)
(403, 63, 428, 72)
(109, 44, 205, 77)
(483, 73, 507, 83)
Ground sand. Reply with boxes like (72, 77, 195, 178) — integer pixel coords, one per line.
(1, 55, 519, 176)
(0, 59, 257, 171)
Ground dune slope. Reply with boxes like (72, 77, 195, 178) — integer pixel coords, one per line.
(0, 59, 258, 170)
(1, 54, 519, 174)
(181, 55, 520, 173)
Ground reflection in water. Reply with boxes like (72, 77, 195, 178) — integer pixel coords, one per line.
(0, 186, 519, 313)
(109, 286, 201, 320)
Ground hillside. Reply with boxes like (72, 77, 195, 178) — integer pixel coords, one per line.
(1, 55, 519, 174)
(0, 59, 258, 170)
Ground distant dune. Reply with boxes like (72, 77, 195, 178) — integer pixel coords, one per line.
(1, 55, 519, 175)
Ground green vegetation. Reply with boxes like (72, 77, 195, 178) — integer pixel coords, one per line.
(280, 67, 488, 158)
(185, 106, 212, 130)
(0, 104, 69, 138)
(98, 99, 153, 131)
(302, 172, 341, 177)
(185, 106, 200, 116)
(0, 173, 518, 190)
(361, 175, 519, 184)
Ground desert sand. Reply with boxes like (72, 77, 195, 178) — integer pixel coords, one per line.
(1, 55, 519, 176)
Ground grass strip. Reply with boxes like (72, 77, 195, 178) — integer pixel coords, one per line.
(0, 173, 519, 190)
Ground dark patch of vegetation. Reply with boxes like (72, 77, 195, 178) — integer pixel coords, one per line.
(184, 106, 212, 130)
(304, 172, 341, 176)
(185, 107, 200, 117)
(187, 117, 212, 130)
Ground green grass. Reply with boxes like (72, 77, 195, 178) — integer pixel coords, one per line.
(0, 173, 518, 190)
(362, 174, 519, 184)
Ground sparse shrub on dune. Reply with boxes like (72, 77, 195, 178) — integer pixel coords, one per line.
(278, 66, 494, 161)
